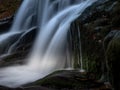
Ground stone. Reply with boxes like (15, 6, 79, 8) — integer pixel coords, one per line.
(106, 31, 120, 90)
(26, 70, 112, 90)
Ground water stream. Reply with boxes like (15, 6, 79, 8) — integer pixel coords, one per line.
(0, 0, 97, 87)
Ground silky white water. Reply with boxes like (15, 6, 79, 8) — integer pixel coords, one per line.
(0, 0, 97, 88)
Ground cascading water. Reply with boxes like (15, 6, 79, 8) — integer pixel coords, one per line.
(77, 25, 84, 72)
(0, 0, 97, 88)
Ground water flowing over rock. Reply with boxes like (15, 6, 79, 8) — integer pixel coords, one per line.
(0, 0, 97, 88)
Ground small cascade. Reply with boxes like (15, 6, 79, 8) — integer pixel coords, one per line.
(70, 22, 85, 72)
(10, 0, 38, 32)
(0, 0, 97, 88)
(65, 29, 74, 69)
(77, 25, 85, 72)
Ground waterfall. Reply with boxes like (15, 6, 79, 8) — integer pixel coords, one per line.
(0, 0, 97, 88)
(77, 25, 85, 72)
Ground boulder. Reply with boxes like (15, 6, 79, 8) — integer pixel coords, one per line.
(0, 32, 22, 55)
(8, 26, 38, 53)
(106, 31, 120, 90)
(0, 27, 38, 67)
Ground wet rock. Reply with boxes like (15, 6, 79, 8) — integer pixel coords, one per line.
(0, 16, 13, 33)
(70, 0, 120, 88)
(104, 30, 119, 49)
(0, 0, 119, 89)
(0, 50, 28, 67)
(106, 31, 120, 90)
(0, 32, 22, 55)
(0, 70, 112, 90)
(0, 27, 38, 67)
(26, 70, 112, 90)
(8, 27, 38, 53)
(78, 0, 112, 23)
(0, 86, 53, 90)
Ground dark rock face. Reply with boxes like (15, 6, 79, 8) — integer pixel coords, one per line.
(104, 30, 119, 50)
(106, 31, 120, 90)
(0, 16, 13, 33)
(70, 0, 120, 88)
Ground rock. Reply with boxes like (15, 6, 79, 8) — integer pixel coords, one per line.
(106, 31, 120, 90)
(26, 70, 112, 90)
(0, 70, 112, 90)
(0, 86, 54, 90)
(0, 0, 22, 33)
(0, 0, 22, 19)
(0, 32, 22, 55)
(104, 30, 119, 50)
(0, 0, 119, 89)
(0, 51, 28, 67)
(0, 27, 37, 67)
(8, 26, 38, 53)
(0, 16, 13, 33)
(78, 0, 112, 24)
(71, 0, 120, 83)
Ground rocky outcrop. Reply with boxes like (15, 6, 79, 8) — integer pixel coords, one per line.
(0, 27, 37, 67)
(70, 0, 120, 88)
(105, 31, 120, 90)
(25, 70, 111, 90)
